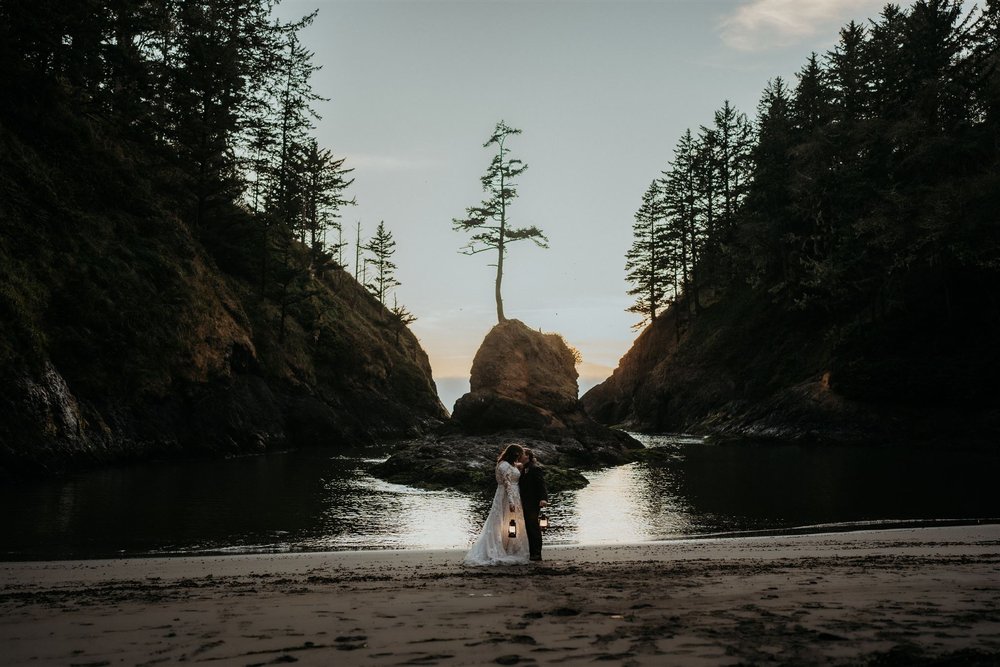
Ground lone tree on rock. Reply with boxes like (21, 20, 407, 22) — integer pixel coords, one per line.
(453, 120, 548, 323)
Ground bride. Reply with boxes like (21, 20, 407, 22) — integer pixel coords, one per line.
(463, 443, 531, 566)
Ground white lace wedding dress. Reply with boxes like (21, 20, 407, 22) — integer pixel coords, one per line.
(462, 461, 530, 566)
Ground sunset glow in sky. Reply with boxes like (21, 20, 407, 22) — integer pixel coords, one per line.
(273, 0, 887, 410)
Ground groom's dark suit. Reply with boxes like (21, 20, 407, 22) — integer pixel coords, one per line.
(518, 462, 548, 560)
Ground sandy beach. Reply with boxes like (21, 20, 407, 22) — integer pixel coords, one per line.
(1, 525, 999, 666)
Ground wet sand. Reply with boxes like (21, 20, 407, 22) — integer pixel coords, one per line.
(1, 525, 999, 665)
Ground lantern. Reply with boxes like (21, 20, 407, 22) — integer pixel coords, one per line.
(508, 519, 517, 538)
(538, 513, 549, 531)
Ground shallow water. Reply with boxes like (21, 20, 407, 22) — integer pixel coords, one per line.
(1, 434, 998, 560)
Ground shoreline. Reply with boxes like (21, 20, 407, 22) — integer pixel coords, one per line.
(2, 525, 999, 665)
(5, 517, 999, 564)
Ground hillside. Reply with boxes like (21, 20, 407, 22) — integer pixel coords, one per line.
(0, 83, 446, 474)
(582, 282, 1000, 444)
(585, 1, 1000, 446)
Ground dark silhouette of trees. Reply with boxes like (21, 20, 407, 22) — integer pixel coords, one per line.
(634, 101, 754, 326)
(626, 0, 1000, 399)
(453, 121, 548, 323)
(0, 0, 420, 351)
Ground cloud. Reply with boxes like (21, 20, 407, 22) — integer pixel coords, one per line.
(719, 0, 883, 52)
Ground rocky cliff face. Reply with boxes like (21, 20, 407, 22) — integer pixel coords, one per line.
(0, 109, 446, 475)
(451, 319, 639, 456)
(451, 320, 578, 432)
(374, 319, 641, 492)
(582, 290, 1000, 445)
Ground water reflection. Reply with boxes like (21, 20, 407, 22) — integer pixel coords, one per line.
(314, 476, 476, 550)
(550, 436, 698, 544)
(1, 434, 998, 560)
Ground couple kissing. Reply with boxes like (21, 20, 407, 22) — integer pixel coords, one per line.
(463, 443, 549, 566)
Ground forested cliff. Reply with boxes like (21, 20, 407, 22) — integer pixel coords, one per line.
(0, 1, 446, 473)
(584, 1, 1000, 444)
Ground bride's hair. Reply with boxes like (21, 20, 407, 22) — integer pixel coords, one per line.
(497, 443, 525, 465)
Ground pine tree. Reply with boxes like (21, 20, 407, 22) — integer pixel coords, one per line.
(453, 121, 548, 323)
(827, 21, 870, 122)
(787, 51, 838, 306)
(867, 4, 909, 122)
(625, 181, 669, 326)
(661, 129, 702, 313)
(742, 77, 795, 290)
(300, 138, 355, 270)
(259, 24, 321, 298)
(364, 221, 400, 306)
(169, 0, 250, 231)
(710, 100, 754, 240)
(693, 126, 720, 258)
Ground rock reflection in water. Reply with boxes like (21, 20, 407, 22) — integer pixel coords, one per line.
(2, 435, 999, 559)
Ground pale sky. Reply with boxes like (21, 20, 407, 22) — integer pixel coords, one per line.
(272, 0, 886, 411)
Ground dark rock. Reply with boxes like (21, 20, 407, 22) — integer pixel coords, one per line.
(581, 292, 1000, 447)
(372, 434, 593, 493)
(450, 320, 640, 452)
(373, 319, 642, 493)
(452, 393, 549, 433)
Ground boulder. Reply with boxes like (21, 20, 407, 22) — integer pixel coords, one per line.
(371, 435, 591, 493)
(374, 319, 642, 492)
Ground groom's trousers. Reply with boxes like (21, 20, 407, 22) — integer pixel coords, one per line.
(523, 508, 542, 559)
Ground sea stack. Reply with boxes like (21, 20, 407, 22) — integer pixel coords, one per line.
(373, 319, 641, 492)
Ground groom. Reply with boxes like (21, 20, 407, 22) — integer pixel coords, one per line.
(518, 448, 549, 561)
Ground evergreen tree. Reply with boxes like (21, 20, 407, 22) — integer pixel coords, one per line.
(453, 121, 548, 323)
(169, 0, 248, 231)
(967, 0, 1000, 129)
(625, 181, 669, 326)
(867, 4, 909, 121)
(827, 21, 870, 122)
(300, 138, 355, 270)
(710, 100, 754, 240)
(661, 129, 703, 313)
(787, 52, 838, 306)
(792, 53, 834, 134)
(741, 77, 795, 291)
(693, 127, 719, 257)
(259, 25, 321, 298)
(364, 221, 400, 306)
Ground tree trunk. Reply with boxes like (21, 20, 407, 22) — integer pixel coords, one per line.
(496, 139, 508, 323)
(495, 242, 506, 322)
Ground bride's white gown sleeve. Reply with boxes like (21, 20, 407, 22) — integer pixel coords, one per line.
(462, 461, 531, 566)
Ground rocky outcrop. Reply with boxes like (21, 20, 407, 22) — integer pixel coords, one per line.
(449, 320, 637, 450)
(450, 320, 639, 453)
(372, 435, 591, 493)
(580, 298, 886, 442)
(0, 264, 448, 474)
(0, 107, 447, 475)
(454, 319, 579, 424)
(582, 290, 1000, 446)
(373, 320, 642, 492)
